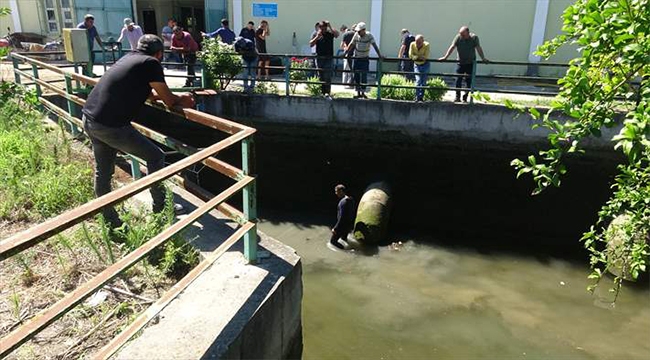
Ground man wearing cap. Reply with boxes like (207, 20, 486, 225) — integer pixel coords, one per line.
(82, 35, 195, 228)
(77, 14, 103, 71)
(117, 18, 144, 50)
(202, 18, 236, 44)
(345, 22, 383, 99)
(170, 25, 199, 87)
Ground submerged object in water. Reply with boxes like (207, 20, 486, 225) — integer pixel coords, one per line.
(353, 182, 391, 244)
(605, 214, 649, 280)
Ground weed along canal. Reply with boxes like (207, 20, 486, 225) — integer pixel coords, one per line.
(135, 96, 650, 359)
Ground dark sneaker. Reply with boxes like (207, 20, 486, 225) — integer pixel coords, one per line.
(462, 93, 469, 102)
(454, 97, 461, 102)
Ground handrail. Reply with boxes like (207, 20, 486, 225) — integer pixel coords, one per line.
(3, 53, 261, 358)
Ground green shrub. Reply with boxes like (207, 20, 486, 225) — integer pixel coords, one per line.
(253, 81, 279, 95)
(116, 192, 199, 279)
(370, 74, 448, 102)
(289, 57, 310, 94)
(306, 76, 322, 97)
(424, 77, 448, 102)
(370, 74, 415, 101)
(198, 38, 242, 90)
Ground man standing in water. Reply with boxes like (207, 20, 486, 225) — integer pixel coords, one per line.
(330, 184, 356, 250)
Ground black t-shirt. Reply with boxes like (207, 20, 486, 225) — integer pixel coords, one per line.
(315, 31, 335, 57)
(82, 51, 165, 127)
(402, 34, 415, 57)
(334, 196, 355, 233)
(239, 27, 255, 41)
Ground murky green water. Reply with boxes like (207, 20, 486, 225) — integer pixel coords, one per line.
(259, 216, 650, 360)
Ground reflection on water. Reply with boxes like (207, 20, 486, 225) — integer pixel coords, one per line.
(259, 215, 650, 360)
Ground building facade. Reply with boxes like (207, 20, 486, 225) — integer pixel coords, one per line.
(2, 0, 577, 76)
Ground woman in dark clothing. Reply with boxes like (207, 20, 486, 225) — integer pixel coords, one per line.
(256, 20, 271, 78)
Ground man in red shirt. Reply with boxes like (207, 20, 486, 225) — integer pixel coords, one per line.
(170, 26, 199, 87)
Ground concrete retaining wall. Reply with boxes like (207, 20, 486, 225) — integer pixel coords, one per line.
(116, 187, 302, 360)
(206, 93, 620, 149)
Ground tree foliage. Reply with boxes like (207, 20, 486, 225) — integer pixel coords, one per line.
(513, 0, 649, 294)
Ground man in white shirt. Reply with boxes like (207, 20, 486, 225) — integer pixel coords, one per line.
(117, 18, 143, 50)
(346, 22, 383, 99)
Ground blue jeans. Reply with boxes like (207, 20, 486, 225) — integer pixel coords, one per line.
(242, 57, 257, 92)
(415, 62, 430, 101)
(83, 115, 165, 225)
(400, 57, 415, 81)
(353, 58, 369, 92)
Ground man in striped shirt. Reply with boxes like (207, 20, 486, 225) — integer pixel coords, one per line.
(346, 22, 383, 99)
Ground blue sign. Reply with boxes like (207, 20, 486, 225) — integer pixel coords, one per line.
(252, 3, 278, 18)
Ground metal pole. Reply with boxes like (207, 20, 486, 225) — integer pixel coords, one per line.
(284, 56, 290, 96)
(31, 63, 41, 98)
(376, 58, 383, 100)
(102, 47, 107, 73)
(12, 56, 21, 84)
(241, 137, 258, 264)
(64, 75, 81, 136)
(129, 155, 142, 179)
(73, 63, 81, 88)
(470, 59, 477, 104)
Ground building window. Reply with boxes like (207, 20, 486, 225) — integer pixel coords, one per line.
(60, 0, 74, 29)
(45, 0, 58, 33)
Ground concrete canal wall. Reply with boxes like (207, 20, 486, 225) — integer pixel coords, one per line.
(205, 93, 621, 149)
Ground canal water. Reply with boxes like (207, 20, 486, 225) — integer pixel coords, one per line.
(140, 110, 650, 359)
(259, 212, 650, 360)
(246, 126, 649, 360)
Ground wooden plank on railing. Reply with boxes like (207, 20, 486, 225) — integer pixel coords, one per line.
(11, 52, 97, 85)
(0, 176, 254, 358)
(0, 128, 254, 259)
(14, 53, 253, 138)
(93, 221, 255, 359)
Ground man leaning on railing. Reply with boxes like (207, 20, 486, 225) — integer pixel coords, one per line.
(82, 35, 195, 229)
(345, 22, 383, 99)
(171, 26, 199, 88)
(439, 26, 489, 103)
(410, 34, 430, 103)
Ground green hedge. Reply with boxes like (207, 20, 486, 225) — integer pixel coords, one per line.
(370, 74, 448, 102)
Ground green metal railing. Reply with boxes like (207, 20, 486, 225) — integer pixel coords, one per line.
(1, 53, 259, 359)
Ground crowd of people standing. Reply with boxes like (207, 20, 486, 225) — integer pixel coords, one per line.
(79, 13, 489, 100)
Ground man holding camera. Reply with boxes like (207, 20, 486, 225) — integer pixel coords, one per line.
(309, 20, 339, 98)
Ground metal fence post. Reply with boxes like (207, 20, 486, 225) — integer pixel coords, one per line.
(64, 75, 81, 135)
(284, 56, 290, 96)
(11, 56, 21, 84)
(30, 63, 41, 98)
(470, 59, 477, 104)
(128, 155, 142, 179)
(242, 137, 258, 264)
(376, 57, 383, 100)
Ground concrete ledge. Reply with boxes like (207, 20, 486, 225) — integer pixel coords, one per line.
(206, 93, 621, 149)
(116, 188, 302, 360)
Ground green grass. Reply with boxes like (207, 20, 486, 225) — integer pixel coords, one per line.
(0, 85, 93, 221)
